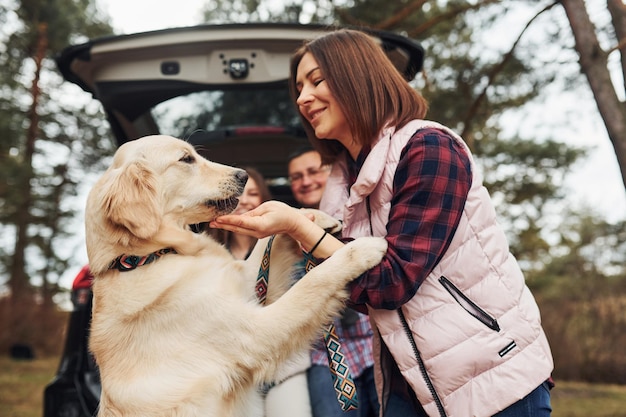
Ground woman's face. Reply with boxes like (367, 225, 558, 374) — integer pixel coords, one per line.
(295, 52, 357, 155)
(233, 177, 262, 215)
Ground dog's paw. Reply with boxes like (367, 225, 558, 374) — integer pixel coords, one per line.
(300, 208, 342, 235)
(328, 237, 387, 280)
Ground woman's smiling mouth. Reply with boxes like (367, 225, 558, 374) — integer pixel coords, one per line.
(308, 108, 325, 123)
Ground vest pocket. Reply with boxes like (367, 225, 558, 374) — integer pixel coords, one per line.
(439, 276, 500, 332)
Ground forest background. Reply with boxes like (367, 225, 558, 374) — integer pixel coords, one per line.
(1, 0, 626, 385)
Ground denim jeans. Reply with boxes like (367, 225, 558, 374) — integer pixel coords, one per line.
(307, 364, 379, 417)
(383, 391, 427, 417)
(382, 381, 551, 417)
(493, 381, 552, 417)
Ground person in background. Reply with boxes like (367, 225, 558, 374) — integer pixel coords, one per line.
(287, 147, 380, 417)
(288, 147, 330, 209)
(210, 29, 554, 417)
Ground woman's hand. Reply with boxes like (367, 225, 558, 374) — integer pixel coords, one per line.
(209, 201, 307, 239)
(209, 200, 344, 258)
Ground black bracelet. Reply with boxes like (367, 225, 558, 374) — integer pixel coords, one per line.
(308, 231, 328, 256)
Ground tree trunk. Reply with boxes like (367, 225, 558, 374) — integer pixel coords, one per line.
(8, 22, 48, 327)
(560, 0, 626, 191)
(607, 0, 626, 80)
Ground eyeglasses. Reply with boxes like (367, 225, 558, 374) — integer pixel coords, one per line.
(288, 166, 330, 184)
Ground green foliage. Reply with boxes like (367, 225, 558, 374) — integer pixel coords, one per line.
(476, 133, 586, 255)
(202, 0, 266, 23)
(532, 213, 626, 383)
(13, 0, 111, 55)
(201, 0, 334, 24)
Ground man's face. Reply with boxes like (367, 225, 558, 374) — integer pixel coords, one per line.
(288, 151, 330, 208)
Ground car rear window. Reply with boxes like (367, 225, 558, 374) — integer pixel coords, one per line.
(150, 86, 301, 138)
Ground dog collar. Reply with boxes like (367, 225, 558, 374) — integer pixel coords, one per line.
(108, 248, 177, 272)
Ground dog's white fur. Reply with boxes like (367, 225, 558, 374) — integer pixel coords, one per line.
(85, 135, 387, 417)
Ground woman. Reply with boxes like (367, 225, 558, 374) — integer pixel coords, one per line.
(210, 29, 553, 417)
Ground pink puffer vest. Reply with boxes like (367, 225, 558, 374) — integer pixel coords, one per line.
(320, 120, 553, 417)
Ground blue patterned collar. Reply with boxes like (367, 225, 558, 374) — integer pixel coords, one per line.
(108, 248, 177, 272)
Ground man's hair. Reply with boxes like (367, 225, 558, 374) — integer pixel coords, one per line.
(287, 146, 317, 167)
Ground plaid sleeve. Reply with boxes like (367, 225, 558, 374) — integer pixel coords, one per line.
(348, 128, 472, 310)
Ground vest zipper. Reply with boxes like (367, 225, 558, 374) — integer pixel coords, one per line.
(368, 195, 446, 415)
(439, 276, 500, 332)
(398, 308, 447, 417)
(366, 196, 374, 236)
(368, 197, 446, 414)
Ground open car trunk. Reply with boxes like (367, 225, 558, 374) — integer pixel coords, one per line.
(56, 23, 424, 200)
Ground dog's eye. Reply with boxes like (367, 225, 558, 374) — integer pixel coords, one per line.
(179, 154, 195, 164)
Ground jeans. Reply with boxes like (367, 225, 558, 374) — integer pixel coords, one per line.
(382, 381, 551, 417)
(384, 391, 427, 417)
(493, 381, 552, 417)
(307, 364, 379, 417)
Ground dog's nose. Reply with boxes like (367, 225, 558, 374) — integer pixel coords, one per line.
(235, 169, 248, 189)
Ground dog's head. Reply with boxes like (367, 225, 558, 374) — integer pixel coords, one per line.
(86, 135, 247, 270)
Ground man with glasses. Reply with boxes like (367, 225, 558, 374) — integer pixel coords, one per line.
(288, 148, 331, 209)
(287, 147, 380, 417)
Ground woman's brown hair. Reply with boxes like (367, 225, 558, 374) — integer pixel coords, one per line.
(289, 29, 428, 164)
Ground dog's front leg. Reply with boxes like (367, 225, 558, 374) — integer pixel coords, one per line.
(246, 236, 387, 383)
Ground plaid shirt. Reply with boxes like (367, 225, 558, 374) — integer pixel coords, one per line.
(346, 128, 472, 310)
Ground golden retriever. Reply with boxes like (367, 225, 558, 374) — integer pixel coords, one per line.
(84, 135, 387, 417)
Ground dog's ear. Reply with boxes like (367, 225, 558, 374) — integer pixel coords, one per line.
(103, 160, 161, 239)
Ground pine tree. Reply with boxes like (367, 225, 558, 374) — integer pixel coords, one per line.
(0, 0, 114, 353)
